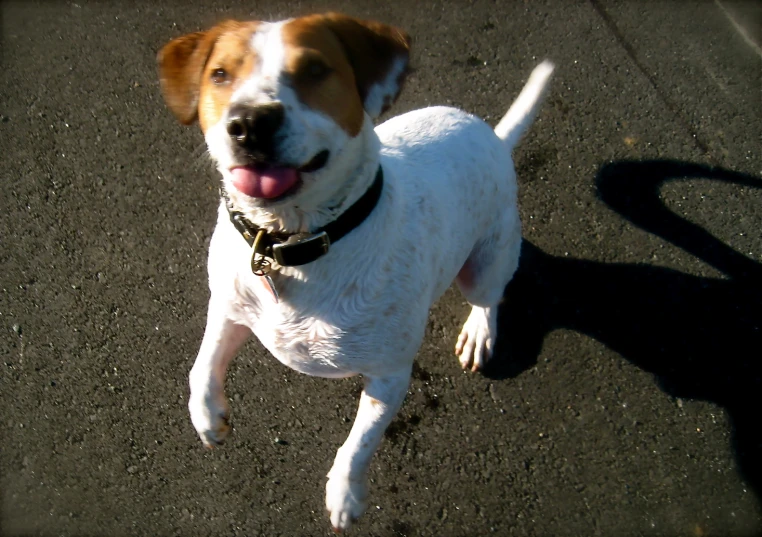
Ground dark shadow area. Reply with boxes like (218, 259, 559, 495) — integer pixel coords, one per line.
(488, 160, 762, 498)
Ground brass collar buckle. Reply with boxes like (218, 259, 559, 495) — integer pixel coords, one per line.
(250, 229, 331, 273)
(250, 229, 272, 275)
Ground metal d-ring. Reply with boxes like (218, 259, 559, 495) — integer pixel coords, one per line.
(250, 229, 271, 276)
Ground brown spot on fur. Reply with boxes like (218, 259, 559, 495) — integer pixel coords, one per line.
(157, 20, 259, 129)
(383, 303, 398, 317)
(368, 397, 381, 408)
(158, 30, 216, 124)
(198, 22, 260, 132)
(456, 259, 475, 291)
(282, 13, 411, 134)
(282, 16, 363, 135)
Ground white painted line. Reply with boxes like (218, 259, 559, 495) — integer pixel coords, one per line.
(714, 0, 762, 59)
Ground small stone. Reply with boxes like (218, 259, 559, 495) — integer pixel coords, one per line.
(127, 465, 138, 474)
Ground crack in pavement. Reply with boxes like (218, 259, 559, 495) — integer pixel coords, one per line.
(588, 0, 716, 165)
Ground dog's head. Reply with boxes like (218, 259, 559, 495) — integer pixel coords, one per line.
(158, 13, 410, 218)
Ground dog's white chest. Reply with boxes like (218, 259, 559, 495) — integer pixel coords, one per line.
(248, 301, 355, 378)
(215, 244, 390, 378)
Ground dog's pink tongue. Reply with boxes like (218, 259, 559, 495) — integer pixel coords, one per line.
(231, 166, 299, 199)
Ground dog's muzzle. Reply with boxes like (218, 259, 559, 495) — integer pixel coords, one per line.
(226, 102, 284, 162)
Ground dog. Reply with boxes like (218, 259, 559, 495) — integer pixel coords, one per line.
(157, 12, 553, 531)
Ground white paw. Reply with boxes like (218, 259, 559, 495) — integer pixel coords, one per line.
(188, 390, 230, 448)
(455, 306, 495, 372)
(325, 473, 368, 532)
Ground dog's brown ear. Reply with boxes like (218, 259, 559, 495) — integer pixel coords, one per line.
(320, 13, 411, 118)
(157, 26, 225, 125)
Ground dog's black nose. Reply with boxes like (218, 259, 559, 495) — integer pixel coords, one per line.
(226, 103, 285, 158)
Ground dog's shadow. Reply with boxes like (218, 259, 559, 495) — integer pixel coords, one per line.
(489, 159, 762, 497)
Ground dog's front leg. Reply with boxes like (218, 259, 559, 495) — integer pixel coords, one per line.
(188, 300, 250, 447)
(326, 371, 410, 531)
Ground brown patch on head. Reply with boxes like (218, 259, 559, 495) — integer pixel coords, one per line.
(197, 21, 260, 132)
(157, 20, 259, 130)
(282, 13, 411, 134)
(282, 19, 365, 136)
(368, 397, 381, 408)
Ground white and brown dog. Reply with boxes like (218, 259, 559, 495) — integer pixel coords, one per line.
(158, 12, 553, 531)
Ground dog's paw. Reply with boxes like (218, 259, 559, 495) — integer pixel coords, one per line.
(188, 391, 230, 448)
(325, 474, 368, 532)
(455, 306, 494, 372)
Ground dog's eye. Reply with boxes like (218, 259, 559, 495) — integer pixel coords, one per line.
(211, 68, 229, 85)
(304, 59, 331, 80)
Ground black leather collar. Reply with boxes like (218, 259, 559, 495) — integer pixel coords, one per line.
(222, 166, 384, 270)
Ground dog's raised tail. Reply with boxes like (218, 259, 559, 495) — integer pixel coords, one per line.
(494, 60, 554, 150)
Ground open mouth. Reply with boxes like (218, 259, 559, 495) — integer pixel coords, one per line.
(297, 149, 330, 174)
(229, 150, 330, 200)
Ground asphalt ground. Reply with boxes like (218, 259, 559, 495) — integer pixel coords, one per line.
(1, 1, 761, 536)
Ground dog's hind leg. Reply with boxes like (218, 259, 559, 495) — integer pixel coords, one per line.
(454, 209, 521, 371)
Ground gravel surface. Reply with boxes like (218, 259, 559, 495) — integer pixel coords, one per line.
(1, 1, 760, 536)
